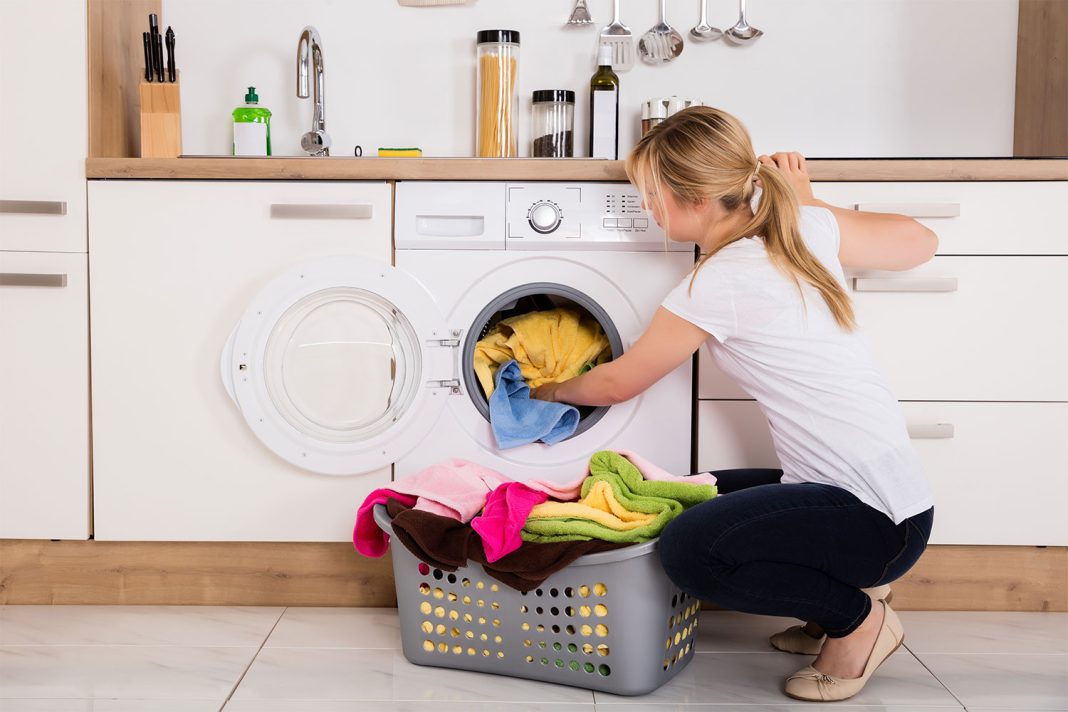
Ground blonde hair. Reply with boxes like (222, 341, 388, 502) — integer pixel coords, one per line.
(625, 106, 856, 331)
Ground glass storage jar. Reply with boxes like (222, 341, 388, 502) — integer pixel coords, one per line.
(476, 29, 520, 157)
(531, 90, 575, 157)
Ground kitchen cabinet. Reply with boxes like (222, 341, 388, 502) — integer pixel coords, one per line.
(0, 252, 90, 539)
(88, 181, 394, 541)
(696, 181, 1068, 545)
(0, 0, 88, 253)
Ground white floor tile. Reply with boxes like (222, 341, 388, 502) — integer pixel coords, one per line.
(264, 608, 401, 649)
(899, 612, 1068, 655)
(920, 653, 1068, 709)
(231, 648, 594, 703)
(593, 650, 959, 706)
(0, 645, 256, 700)
(223, 702, 595, 711)
(0, 703, 221, 712)
(695, 611, 809, 653)
(594, 706, 965, 711)
(0, 606, 283, 647)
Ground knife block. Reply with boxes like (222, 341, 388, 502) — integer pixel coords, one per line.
(139, 74, 182, 158)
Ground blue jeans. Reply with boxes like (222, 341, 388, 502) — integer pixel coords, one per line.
(658, 469, 934, 638)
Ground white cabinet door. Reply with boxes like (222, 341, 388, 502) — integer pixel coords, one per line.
(700, 257, 1068, 402)
(89, 181, 395, 541)
(0, 0, 87, 253)
(813, 182, 1068, 255)
(696, 400, 1068, 545)
(0, 252, 89, 539)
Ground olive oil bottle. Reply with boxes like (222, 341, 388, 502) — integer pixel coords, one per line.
(589, 44, 620, 159)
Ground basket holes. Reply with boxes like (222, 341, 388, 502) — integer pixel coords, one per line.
(448, 590, 458, 601)
(578, 585, 590, 598)
(480, 633, 488, 641)
(462, 578, 471, 588)
(432, 569, 443, 580)
(665, 636, 672, 650)
(521, 622, 530, 631)
(662, 658, 670, 671)
(538, 640, 547, 649)
(436, 624, 446, 635)
(569, 660, 580, 671)
(671, 594, 678, 608)
(432, 588, 444, 600)
(671, 651, 678, 665)
(550, 607, 560, 616)
(540, 657, 550, 665)
(549, 588, 559, 597)
(595, 624, 609, 637)
(467, 647, 477, 656)
(437, 642, 448, 653)
(492, 619, 501, 628)
(580, 624, 593, 636)
(497, 651, 504, 659)
(594, 583, 607, 596)
(421, 621, 433, 633)
(465, 630, 475, 639)
(564, 587, 575, 597)
(434, 606, 446, 618)
(536, 624, 545, 632)
(565, 624, 576, 635)
(450, 627, 461, 638)
(593, 604, 608, 617)
(477, 600, 485, 608)
(418, 563, 430, 576)
(579, 605, 591, 617)
(583, 661, 595, 673)
(491, 601, 500, 610)
(447, 573, 457, 584)
(526, 655, 534, 663)
(419, 602, 432, 615)
(564, 606, 575, 617)
(476, 581, 485, 590)
(463, 613, 473, 623)
(490, 584, 500, 592)
(683, 606, 690, 620)
(462, 595, 472, 605)
(535, 588, 544, 597)
(523, 639, 533, 647)
(520, 605, 528, 613)
(423, 640, 434, 652)
(567, 643, 578, 653)
(551, 624, 560, 634)
(494, 635, 502, 644)
(552, 642, 562, 651)
(598, 664, 611, 676)
(674, 631, 681, 645)
(681, 591, 688, 602)
(535, 607, 544, 615)
(555, 659, 564, 668)
(419, 583, 431, 596)
(483, 649, 491, 657)
(448, 610, 459, 621)
(582, 642, 594, 655)
(667, 615, 674, 629)
(684, 642, 691, 655)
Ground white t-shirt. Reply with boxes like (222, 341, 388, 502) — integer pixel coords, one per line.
(662, 205, 933, 524)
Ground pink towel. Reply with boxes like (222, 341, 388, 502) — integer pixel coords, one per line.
(353, 488, 418, 557)
(470, 482, 548, 563)
(600, 450, 717, 486)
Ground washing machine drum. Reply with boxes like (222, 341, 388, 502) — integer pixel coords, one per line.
(221, 256, 449, 475)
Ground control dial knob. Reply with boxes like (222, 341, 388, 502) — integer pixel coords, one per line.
(528, 201, 562, 234)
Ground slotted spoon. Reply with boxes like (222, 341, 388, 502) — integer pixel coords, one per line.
(598, 0, 634, 71)
(639, 0, 684, 65)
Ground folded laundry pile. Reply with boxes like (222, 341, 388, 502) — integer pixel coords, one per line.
(353, 452, 717, 591)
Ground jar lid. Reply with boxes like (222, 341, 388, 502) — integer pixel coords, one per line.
(478, 29, 520, 44)
(532, 89, 575, 104)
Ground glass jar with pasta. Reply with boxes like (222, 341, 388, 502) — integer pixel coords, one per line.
(476, 30, 520, 158)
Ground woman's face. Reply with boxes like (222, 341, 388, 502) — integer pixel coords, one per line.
(642, 186, 714, 245)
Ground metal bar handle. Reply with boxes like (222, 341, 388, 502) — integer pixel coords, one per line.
(854, 202, 960, 218)
(852, 277, 958, 292)
(270, 203, 373, 220)
(908, 423, 955, 439)
(0, 200, 68, 215)
(0, 272, 68, 287)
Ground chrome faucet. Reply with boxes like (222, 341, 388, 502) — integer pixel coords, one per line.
(296, 26, 331, 156)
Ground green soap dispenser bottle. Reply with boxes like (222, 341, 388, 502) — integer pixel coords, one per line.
(232, 87, 272, 156)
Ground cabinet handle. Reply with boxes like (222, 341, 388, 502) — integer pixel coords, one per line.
(0, 272, 68, 287)
(852, 277, 958, 292)
(907, 423, 955, 439)
(0, 199, 68, 216)
(270, 203, 373, 220)
(853, 202, 960, 218)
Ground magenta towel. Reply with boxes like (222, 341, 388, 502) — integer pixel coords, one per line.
(604, 450, 717, 486)
(471, 482, 548, 563)
(353, 488, 418, 557)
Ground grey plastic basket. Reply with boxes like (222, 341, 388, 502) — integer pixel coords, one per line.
(373, 503, 699, 695)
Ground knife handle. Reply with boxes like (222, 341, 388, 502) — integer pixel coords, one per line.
(142, 32, 152, 82)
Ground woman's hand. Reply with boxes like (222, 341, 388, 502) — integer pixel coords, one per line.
(758, 152, 815, 205)
(530, 381, 566, 403)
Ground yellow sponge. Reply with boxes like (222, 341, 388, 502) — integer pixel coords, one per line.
(378, 147, 422, 157)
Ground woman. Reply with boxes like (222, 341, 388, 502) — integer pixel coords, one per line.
(532, 106, 936, 702)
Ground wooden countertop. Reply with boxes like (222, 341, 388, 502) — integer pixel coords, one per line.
(85, 157, 1068, 181)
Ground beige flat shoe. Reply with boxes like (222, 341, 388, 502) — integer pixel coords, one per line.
(783, 600, 905, 702)
(769, 585, 893, 655)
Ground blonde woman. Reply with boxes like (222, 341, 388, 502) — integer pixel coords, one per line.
(532, 106, 936, 702)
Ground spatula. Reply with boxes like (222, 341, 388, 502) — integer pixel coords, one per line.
(599, 0, 634, 72)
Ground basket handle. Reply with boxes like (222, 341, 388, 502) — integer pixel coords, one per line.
(371, 503, 395, 536)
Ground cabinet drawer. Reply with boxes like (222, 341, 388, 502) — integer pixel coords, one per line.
(696, 400, 1068, 545)
(0, 252, 89, 539)
(700, 256, 1068, 401)
(813, 182, 1067, 255)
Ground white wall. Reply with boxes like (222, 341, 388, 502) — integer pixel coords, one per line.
(165, 0, 1019, 159)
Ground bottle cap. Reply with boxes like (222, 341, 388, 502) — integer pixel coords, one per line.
(597, 43, 613, 67)
(244, 87, 259, 104)
(532, 89, 575, 104)
(477, 29, 520, 45)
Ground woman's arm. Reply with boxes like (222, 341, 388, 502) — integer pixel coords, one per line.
(760, 152, 939, 271)
(531, 307, 710, 406)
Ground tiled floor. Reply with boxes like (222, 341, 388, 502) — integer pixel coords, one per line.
(0, 606, 1064, 711)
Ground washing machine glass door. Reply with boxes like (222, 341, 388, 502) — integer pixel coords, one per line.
(223, 256, 450, 475)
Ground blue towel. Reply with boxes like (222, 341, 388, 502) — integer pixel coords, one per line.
(489, 360, 580, 449)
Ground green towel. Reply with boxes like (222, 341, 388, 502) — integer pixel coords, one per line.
(521, 450, 717, 543)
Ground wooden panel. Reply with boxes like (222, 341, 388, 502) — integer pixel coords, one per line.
(0, 540, 1063, 610)
(84, 157, 1068, 182)
(1014, 0, 1068, 156)
(88, 0, 161, 157)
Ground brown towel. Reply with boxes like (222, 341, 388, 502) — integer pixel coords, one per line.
(385, 499, 629, 592)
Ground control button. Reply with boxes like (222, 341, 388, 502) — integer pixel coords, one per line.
(529, 201, 562, 234)
(616, 218, 633, 228)
(634, 218, 649, 229)
(602, 217, 618, 228)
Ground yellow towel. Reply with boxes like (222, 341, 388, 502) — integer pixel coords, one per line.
(528, 480, 657, 531)
(473, 307, 610, 397)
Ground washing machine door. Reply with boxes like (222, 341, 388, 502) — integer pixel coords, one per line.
(221, 256, 451, 475)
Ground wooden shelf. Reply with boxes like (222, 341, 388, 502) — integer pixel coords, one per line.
(86, 157, 1068, 182)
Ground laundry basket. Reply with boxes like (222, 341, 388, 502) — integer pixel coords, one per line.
(372, 504, 700, 695)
